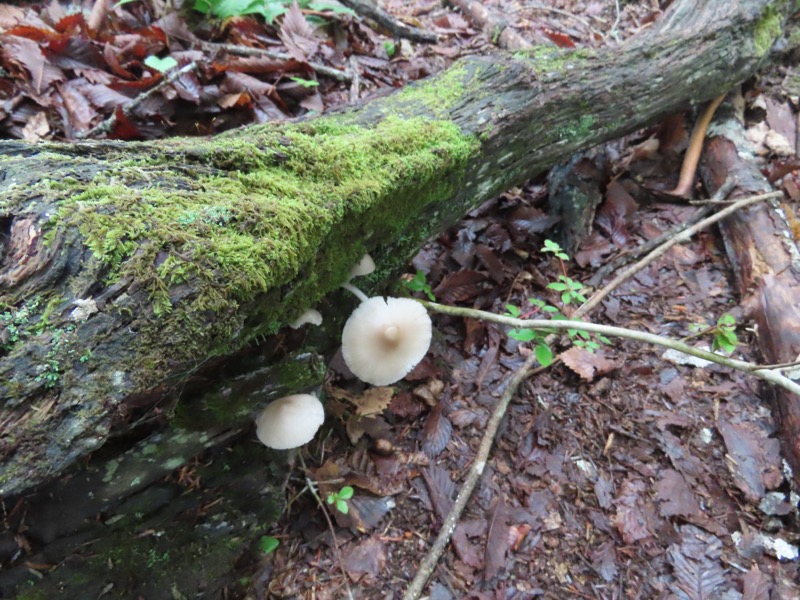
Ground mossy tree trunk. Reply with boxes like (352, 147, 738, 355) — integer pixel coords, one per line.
(0, 0, 791, 497)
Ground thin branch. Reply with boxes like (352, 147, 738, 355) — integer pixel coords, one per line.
(586, 177, 737, 287)
(578, 190, 782, 316)
(339, 0, 439, 43)
(299, 454, 355, 600)
(421, 302, 800, 397)
(82, 62, 200, 139)
(404, 187, 783, 597)
(402, 350, 542, 599)
(200, 41, 352, 82)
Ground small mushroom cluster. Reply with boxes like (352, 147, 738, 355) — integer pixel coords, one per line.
(255, 254, 433, 450)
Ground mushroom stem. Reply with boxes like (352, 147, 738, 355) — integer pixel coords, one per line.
(341, 282, 369, 303)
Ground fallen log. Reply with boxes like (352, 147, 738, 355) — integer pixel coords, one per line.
(0, 0, 791, 497)
(699, 99, 800, 486)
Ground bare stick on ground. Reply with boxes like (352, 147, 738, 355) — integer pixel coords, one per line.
(83, 62, 200, 139)
(339, 0, 439, 43)
(449, 0, 531, 50)
(201, 41, 352, 82)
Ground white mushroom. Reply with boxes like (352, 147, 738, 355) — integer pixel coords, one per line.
(349, 253, 375, 279)
(342, 254, 376, 302)
(341, 296, 432, 386)
(255, 394, 325, 449)
(290, 308, 323, 329)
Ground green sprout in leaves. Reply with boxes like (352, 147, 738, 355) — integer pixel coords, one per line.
(403, 270, 436, 301)
(503, 303, 554, 366)
(383, 41, 397, 57)
(541, 239, 569, 261)
(192, 0, 355, 25)
(712, 314, 738, 353)
(326, 485, 354, 514)
(259, 535, 280, 555)
(686, 313, 739, 354)
(548, 275, 587, 305)
(289, 76, 320, 88)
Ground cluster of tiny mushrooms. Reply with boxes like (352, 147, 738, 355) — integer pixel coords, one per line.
(255, 254, 433, 450)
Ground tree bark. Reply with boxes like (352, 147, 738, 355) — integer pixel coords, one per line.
(699, 99, 800, 486)
(0, 0, 790, 497)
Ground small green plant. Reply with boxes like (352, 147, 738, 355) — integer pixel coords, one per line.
(548, 274, 587, 305)
(541, 241, 587, 306)
(289, 76, 320, 88)
(712, 314, 738, 353)
(383, 41, 397, 57)
(504, 303, 555, 366)
(403, 270, 436, 301)
(192, 0, 354, 24)
(689, 313, 738, 354)
(259, 535, 280, 555)
(502, 241, 608, 358)
(541, 239, 569, 261)
(326, 485, 354, 514)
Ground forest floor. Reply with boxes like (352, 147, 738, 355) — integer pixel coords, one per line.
(1, 0, 799, 599)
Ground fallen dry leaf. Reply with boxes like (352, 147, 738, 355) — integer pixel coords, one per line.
(655, 468, 701, 518)
(717, 420, 782, 502)
(279, 1, 320, 61)
(421, 401, 452, 458)
(342, 536, 386, 581)
(559, 346, 619, 381)
(484, 494, 510, 580)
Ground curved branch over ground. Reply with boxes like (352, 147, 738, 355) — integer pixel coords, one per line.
(0, 0, 790, 496)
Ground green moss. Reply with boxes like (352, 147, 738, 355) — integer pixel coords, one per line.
(754, 5, 782, 57)
(42, 114, 475, 375)
(514, 45, 596, 75)
(393, 63, 470, 116)
(172, 352, 326, 430)
(555, 114, 596, 142)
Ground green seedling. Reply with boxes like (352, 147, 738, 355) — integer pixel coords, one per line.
(289, 77, 320, 88)
(259, 535, 280, 555)
(403, 270, 436, 301)
(326, 485, 354, 514)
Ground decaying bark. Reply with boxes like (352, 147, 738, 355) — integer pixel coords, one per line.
(0, 0, 791, 498)
(699, 100, 800, 486)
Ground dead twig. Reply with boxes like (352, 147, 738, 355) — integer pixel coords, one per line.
(422, 303, 800, 396)
(339, 0, 439, 43)
(298, 454, 355, 600)
(402, 350, 542, 600)
(83, 61, 200, 139)
(449, 0, 531, 50)
(578, 189, 782, 316)
(404, 188, 786, 598)
(587, 176, 736, 286)
(201, 41, 352, 82)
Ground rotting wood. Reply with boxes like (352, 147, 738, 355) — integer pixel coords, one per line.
(0, 0, 791, 497)
(699, 99, 800, 487)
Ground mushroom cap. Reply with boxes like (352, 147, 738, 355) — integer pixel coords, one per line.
(341, 296, 432, 386)
(349, 254, 376, 279)
(290, 308, 323, 329)
(255, 394, 325, 449)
